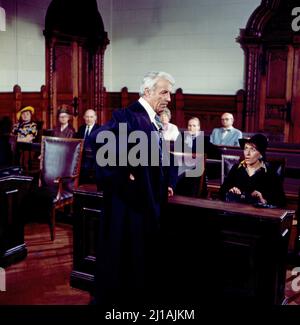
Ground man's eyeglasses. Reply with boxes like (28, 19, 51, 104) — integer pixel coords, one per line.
(221, 118, 231, 121)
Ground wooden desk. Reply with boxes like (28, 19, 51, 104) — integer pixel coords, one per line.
(164, 196, 294, 305)
(70, 190, 293, 305)
(70, 190, 104, 292)
(0, 175, 33, 267)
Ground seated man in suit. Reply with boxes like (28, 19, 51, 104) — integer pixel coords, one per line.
(182, 117, 219, 158)
(77, 109, 99, 139)
(174, 117, 207, 197)
(77, 109, 100, 183)
(183, 117, 201, 152)
(210, 112, 242, 146)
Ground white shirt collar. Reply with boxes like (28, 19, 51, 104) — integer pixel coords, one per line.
(138, 97, 156, 123)
(223, 126, 233, 131)
(86, 123, 95, 130)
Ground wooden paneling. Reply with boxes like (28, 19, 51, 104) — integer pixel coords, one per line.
(266, 50, 288, 99)
(0, 86, 48, 126)
(56, 45, 73, 94)
(237, 0, 300, 141)
(103, 87, 245, 132)
(0, 86, 247, 136)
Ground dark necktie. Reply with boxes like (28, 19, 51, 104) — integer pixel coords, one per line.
(84, 126, 90, 138)
(154, 114, 163, 131)
(152, 115, 163, 165)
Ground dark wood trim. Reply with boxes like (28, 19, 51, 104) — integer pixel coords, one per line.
(1, 243, 27, 268)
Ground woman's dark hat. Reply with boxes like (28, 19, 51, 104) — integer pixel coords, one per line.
(239, 134, 268, 158)
(57, 105, 71, 116)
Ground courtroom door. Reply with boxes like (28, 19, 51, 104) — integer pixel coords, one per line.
(44, 0, 109, 130)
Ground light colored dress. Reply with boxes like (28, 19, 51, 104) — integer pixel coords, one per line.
(162, 122, 180, 141)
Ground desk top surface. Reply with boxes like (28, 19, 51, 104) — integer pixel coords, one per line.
(168, 195, 294, 220)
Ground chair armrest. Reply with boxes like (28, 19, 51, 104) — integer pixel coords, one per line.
(53, 174, 79, 183)
(53, 174, 80, 201)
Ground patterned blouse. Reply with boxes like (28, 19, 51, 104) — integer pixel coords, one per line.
(12, 121, 38, 142)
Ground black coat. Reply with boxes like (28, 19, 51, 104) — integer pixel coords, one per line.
(91, 101, 175, 306)
(219, 162, 286, 207)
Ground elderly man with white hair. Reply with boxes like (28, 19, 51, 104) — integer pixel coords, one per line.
(210, 112, 242, 146)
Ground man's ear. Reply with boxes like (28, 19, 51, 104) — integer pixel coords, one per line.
(144, 88, 151, 97)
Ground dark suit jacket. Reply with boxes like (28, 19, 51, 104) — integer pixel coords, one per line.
(76, 124, 100, 182)
(77, 123, 100, 139)
(91, 101, 175, 305)
(77, 123, 100, 149)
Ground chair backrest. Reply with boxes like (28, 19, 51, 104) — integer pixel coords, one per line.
(174, 153, 207, 198)
(221, 154, 286, 185)
(40, 136, 84, 191)
(221, 154, 241, 184)
(265, 156, 286, 183)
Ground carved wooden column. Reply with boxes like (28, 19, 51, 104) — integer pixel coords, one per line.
(40, 85, 48, 128)
(235, 89, 245, 129)
(121, 87, 129, 108)
(244, 44, 261, 131)
(291, 36, 300, 143)
(13, 85, 21, 124)
(174, 88, 185, 128)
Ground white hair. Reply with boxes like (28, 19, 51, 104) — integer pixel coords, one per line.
(161, 107, 171, 120)
(84, 109, 97, 120)
(139, 71, 175, 96)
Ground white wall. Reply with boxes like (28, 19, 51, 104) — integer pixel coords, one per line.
(0, 0, 261, 94)
(0, 0, 51, 91)
(102, 0, 261, 94)
(98, 0, 113, 93)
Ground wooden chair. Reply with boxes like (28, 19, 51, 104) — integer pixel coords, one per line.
(39, 136, 84, 240)
(174, 153, 207, 198)
(221, 155, 286, 184)
(221, 154, 241, 184)
(265, 156, 286, 182)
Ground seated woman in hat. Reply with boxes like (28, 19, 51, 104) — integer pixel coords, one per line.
(219, 134, 286, 207)
(11, 106, 38, 143)
(51, 105, 75, 138)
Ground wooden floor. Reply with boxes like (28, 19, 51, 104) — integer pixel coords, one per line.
(0, 222, 90, 305)
(1, 221, 300, 305)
